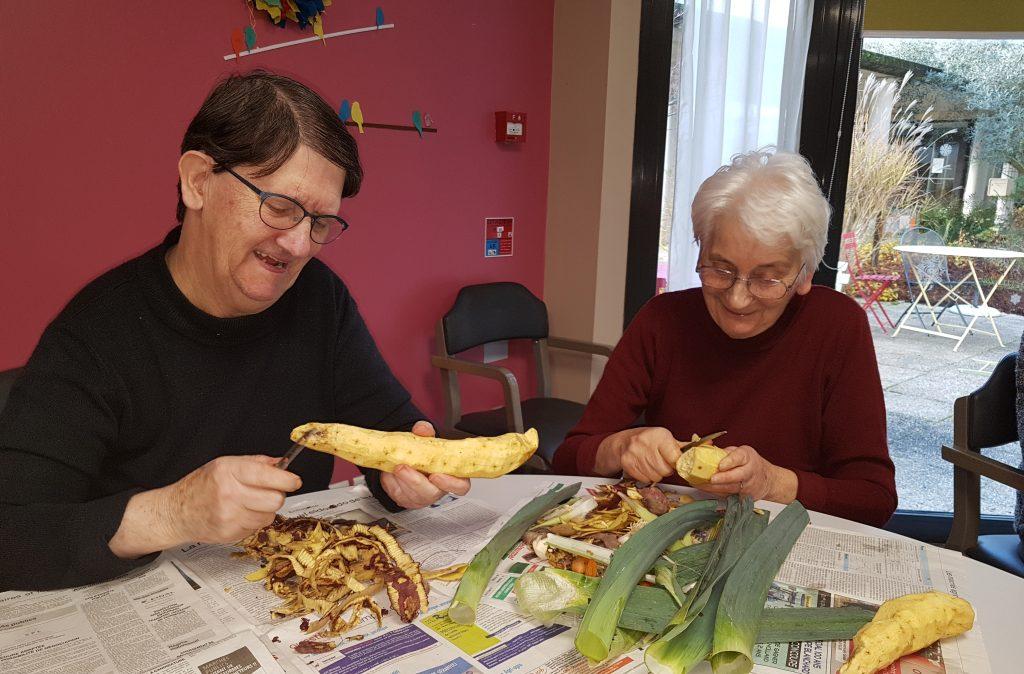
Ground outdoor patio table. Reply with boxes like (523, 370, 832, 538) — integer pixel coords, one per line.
(2, 474, 1021, 673)
(893, 244, 1024, 351)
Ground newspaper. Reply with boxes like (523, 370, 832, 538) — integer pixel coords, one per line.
(0, 559, 247, 674)
(0, 486, 997, 674)
(749, 524, 991, 674)
(147, 632, 285, 674)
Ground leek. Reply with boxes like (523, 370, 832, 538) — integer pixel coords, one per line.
(647, 578, 726, 674)
(575, 498, 720, 662)
(755, 606, 875, 643)
(710, 500, 810, 674)
(657, 539, 713, 578)
(449, 482, 580, 625)
(514, 567, 873, 643)
(646, 496, 767, 674)
(544, 534, 613, 566)
(535, 495, 598, 527)
(515, 542, 714, 632)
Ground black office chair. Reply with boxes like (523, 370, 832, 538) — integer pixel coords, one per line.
(431, 282, 613, 472)
(943, 352, 1024, 577)
(0, 368, 21, 416)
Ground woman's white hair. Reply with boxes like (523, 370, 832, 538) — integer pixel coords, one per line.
(691, 148, 831, 276)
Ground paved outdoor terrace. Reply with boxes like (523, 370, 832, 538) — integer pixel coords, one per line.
(871, 302, 1022, 515)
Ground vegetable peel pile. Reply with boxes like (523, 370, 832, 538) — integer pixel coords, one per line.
(236, 515, 465, 641)
(522, 482, 708, 576)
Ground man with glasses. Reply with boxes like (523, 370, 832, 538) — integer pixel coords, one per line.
(0, 71, 468, 591)
(553, 149, 897, 528)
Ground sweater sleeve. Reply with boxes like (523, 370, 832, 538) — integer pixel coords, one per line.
(331, 283, 426, 512)
(552, 299, 661, 476)
(796, 310, 898, 527)
(0, 326, 158, 591)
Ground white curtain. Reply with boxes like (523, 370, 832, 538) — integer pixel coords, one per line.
(667, 0, 814, 290)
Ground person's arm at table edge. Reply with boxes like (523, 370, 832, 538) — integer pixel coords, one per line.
(553, 298, 664, 476)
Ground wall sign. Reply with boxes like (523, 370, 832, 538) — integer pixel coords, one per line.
(484, 217, 514, 258)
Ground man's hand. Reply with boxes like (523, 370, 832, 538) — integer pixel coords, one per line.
(701, 445, 799, 503)
(110, 455, 302, 559)
(380, 421, 471, 509)
(594, 426, 681, 483)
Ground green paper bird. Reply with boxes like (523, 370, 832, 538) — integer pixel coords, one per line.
(412, 111, 423, 138)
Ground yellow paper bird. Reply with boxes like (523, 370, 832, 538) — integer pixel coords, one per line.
(351, 102, 364, 134)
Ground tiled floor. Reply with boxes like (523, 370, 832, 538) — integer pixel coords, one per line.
(870, 302, 1022, 515)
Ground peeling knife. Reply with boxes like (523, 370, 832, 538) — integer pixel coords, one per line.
(677, 430, 727, 453)
(277, 430, 313, 470)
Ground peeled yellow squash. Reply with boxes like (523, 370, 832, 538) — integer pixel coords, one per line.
(291, 422, 538, 478)
(676, 444, 729, 485)
(838, 591, 974, 674)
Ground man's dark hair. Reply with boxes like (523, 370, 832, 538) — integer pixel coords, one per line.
(176, 70, 362, 223)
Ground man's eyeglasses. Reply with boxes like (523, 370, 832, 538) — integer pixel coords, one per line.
(695, 263, 806, 301)
(221, 166, 349, 245)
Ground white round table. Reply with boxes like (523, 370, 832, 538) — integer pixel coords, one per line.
(893, 244, 1024, 351)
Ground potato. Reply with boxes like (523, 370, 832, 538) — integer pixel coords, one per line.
(291, 422, 539, 478)
(676, 444, 729, 485)
(838, 591, 974, 674)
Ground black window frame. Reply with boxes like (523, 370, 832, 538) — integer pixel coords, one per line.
(621, 0, 1017, 540)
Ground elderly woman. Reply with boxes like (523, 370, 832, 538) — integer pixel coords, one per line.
(553, 149, 897, 527)
(0, 71, 468, 591)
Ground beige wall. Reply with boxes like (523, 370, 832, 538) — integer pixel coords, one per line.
(544, 0, 640, 402)
(864, 0, 1024, 34)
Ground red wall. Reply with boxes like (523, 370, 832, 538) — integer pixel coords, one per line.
(0, 1, 553, 481)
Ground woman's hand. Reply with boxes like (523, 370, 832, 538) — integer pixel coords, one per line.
(380, 421, 471, 509)
(701, 445, 798, 503)
(594, 426, 681, 483)
(110, 455, 303, 558)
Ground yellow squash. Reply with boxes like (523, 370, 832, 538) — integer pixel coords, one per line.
(676, 442, 729, 485)
(838, 591, 974, 674)
(291, 422, 538, 478)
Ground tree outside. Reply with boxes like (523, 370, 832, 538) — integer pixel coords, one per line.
(843, 38, 1024, 316)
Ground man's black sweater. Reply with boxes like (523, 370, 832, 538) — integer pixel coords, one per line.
(0, 227, 422, 591)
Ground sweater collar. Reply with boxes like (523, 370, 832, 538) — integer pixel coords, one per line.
(136, 226, 294, 344)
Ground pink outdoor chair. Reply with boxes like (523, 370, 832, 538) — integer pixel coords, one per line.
(841, 232, 900, 332)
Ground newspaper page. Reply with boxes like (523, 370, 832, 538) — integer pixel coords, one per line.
(0, 559, 232, 674)
(148, 632, 285, 674)
(747, 524, 991, 674)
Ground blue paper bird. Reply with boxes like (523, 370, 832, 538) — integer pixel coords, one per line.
(376, 7, 385, 28)
(412, 111, 423, 138)
(338, 99, 351, 122)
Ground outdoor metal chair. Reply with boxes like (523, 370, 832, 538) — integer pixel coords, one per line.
(895, 226, 969, 329)
(840, 232, 901, 332)
(943, 352, 1024, 578)
(431, 282, 613, 473)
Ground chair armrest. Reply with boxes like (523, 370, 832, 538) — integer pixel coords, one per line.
(547, 336, 613, 358)
(430, 355, 523, 431)
(941, 445, 1024, 491)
